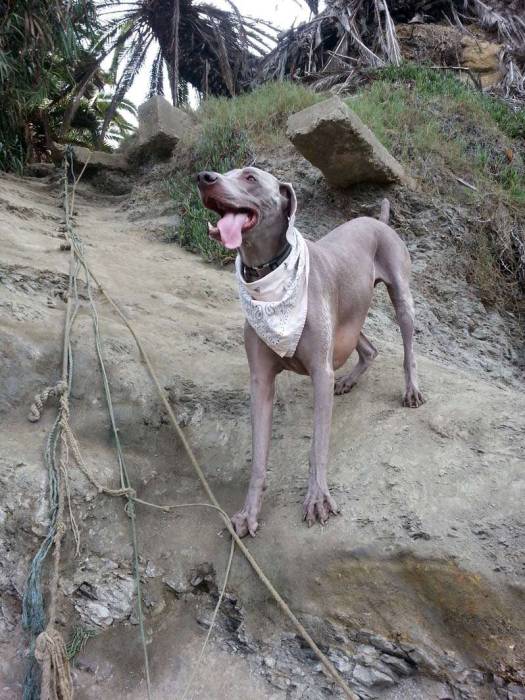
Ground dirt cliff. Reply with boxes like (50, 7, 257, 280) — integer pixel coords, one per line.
(1, 155, 524, 699)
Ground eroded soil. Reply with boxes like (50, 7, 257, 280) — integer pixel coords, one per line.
(1, 163, 524, 699)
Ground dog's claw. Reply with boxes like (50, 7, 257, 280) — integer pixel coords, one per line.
(303, 488, 339, 528)
(403, 386, 426, 408)
(231, 509, 259, 538)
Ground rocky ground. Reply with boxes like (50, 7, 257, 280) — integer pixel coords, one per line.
(1, 151, 524, 699)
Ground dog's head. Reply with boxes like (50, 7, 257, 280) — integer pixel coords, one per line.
(197, 166, 296, 250)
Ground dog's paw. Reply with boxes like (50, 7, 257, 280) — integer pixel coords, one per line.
(231, 509, 259, 538)
(334, 375, 357, 395)
(303, 488, 339, 527)
(403, 386, 425, 408)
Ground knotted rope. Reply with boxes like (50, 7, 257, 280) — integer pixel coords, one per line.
(27, 381, 68, 423)
(34, 629, 72, 700)
(22, 151, 83, 700)
(23, 357, 77, 700)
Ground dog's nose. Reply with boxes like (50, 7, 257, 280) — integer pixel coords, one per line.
(197, 171, 218, 186)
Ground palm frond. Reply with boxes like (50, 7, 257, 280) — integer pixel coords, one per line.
(98, 29, 153, 143)
(149, 48, 165, 97)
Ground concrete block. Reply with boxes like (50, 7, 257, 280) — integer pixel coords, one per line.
(136, 95, 194, 159)
(70, 145, 128, 171)
(287, 96, 413, 188)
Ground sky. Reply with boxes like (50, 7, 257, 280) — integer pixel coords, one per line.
(123, 1, 317, 110)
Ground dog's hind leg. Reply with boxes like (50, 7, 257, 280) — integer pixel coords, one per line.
(304, 363, 340, 526)
(387, 277, 425, 408)
(334, 333, 378, 395)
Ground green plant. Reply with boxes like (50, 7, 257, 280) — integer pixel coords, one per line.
(0, 1, 138, 170)
(348, 66, 525, 202)
(351, 64, 525, 309)
(0, 0, 95, 170)
(498, 167, 525, 204)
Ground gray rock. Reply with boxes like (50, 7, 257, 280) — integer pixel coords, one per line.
(73, 572, 135, 628)
(287, 96, 413, 188)
(145, 560, 159, 578)
(354, 644, 381, 666)
(70, 145, 128, 172)
(352, 662, 396, 687)
(164, 571, 191, 595)
(135, 95, 195, 160)
(379, 653, 413, 676)
(62, 558, 135, 628)
(470, 326, 489, 340)
(355, 631, 405, 658)
(196, 612, 212, 628)
(327, 648, 353, 674)
(79, 600, 113, 627)
(402, 645, 441, 674)
(507, 683, 525, 699)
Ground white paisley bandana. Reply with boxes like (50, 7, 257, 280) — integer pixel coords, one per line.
(235, 218, 310, 358)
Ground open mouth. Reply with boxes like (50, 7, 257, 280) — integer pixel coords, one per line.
(204, 197, 258, 250)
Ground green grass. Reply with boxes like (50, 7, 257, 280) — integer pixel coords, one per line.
(198, 81, 324, 144)
(348, 66, 525, 206)
(349, 65, 525, 307)
(376, 64, 525, 140)
(166, 119, 254, 264)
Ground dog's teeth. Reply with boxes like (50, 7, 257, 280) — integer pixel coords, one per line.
(208, 221, 213, 232)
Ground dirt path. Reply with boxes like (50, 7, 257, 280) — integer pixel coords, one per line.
(1, 169, 524, 699)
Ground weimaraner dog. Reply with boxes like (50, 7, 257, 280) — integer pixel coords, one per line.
(197, 166, 424, 537)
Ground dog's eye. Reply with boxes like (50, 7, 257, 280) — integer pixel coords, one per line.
(245, 174, 256, 182)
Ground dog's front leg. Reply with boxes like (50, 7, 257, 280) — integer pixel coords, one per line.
(232, 327, 278, 537)
(303, 365, 339, 526)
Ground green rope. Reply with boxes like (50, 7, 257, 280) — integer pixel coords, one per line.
(66, 627, 97, 661)
(64, 147, 153, 698)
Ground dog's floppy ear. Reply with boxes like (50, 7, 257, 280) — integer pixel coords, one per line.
(279, 182, 297, 220)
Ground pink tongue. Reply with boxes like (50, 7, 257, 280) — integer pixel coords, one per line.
(217, 211, 248, 249)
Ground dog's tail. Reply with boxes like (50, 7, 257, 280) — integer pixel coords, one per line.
(379, 198, 390, 224)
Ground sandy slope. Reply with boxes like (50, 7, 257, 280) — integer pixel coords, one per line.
(1, 168, 524, 699)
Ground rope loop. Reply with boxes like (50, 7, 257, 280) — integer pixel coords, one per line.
(28, 381, 69, 423)
(124, 499, 137, 519)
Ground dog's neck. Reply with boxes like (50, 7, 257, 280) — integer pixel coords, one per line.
(239, 214, 289, 279)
